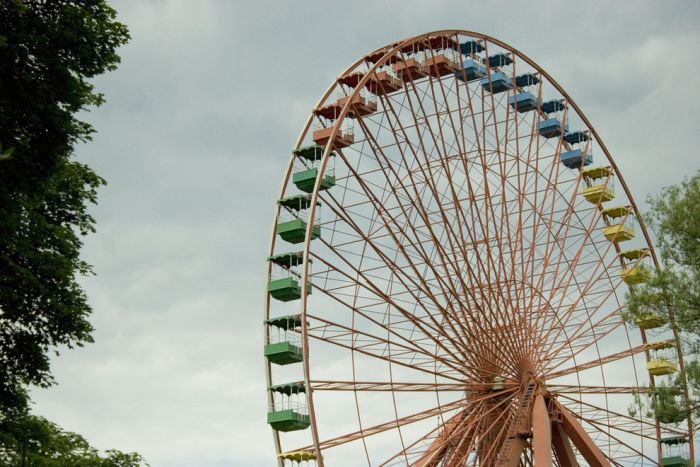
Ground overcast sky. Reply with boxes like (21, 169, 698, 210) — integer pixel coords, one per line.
(28, 1, 700, 466)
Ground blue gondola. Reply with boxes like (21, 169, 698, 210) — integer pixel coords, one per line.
(487, 53, 512, 68)
(456, 59, 486, 82)
(564, 131, 590, 144)
(508, 92, 538, 112)
(480, 71, 512, 94)
(515, 73, 539, 87)
(541, 99, 565, 113)
(560, 149, 593, 169)
(460, 40, 484, 54)
(538, 118, 567, 138)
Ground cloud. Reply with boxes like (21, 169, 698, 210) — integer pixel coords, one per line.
(29, 1, 700, 465)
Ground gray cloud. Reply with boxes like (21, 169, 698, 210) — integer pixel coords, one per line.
(29, 1, 700, 465)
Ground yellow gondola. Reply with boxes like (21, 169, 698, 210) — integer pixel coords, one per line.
(582, 184, 615, 204)
(602, 205, 629, 218)
(621, 266, 650, 285)
(619, 248, 649, 260)
(634, 311, 666, 329)
(582, 166, 612, 180)
(647, 359, 677, 376)
(603, 224, 635, 242)
(279, 450, 317, 462)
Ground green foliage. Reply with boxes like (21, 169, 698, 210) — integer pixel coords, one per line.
(0, 143, 15, 161)
(629, 382, 690, 429)
(626, 172, 700, 427)
(0, 2, 142, 463)
(0, 0, 129, 413)
(0, 411, 148, 466)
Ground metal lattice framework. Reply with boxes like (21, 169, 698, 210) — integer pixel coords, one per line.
(263, 30, 694, 466)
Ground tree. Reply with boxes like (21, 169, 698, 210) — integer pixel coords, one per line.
(0, 3, 144, 464)
(0, 0, 130, 413)
(0, 413, 148, 466)
(626, 172, 700, 429)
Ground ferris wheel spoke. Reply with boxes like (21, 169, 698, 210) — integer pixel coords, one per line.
(420, 82, 531, 369)
(517, 150, 573, 345)
(464, 155, 576, 339)
(551, 254, 636, 342)
(418, 397, 510, 466)
(307, 307, 511, 382)
(396, 72, 492, 296)
(298, 394, 474, 453)
(553, 402, 657, 464)
(538, 247, 635, 364)
(545, 341, 664, 380)
(313, 188, 477, 344)
(509, 135, 558, 324)
(362, 87, 527, 375)
(314, 260, 516, 384)
(446, 400, 506, 466)
(309, 380, 500, 392)
(584, 418, 659, 462)
(547, 384, 651, 395)
(411, 389, 521, 466)
(516, 144, 589, 331)
(374, 86, 494, 320)
(379, 405, 475, 467)
(538, 239, 612, 338)
(429, 418, 480, 467)
(350, 115, 474, 312)
(477, 45, 523, 323)
(532, 235, 620, 350)
(307, 314, 468, 380)
(523, 110, 571, 269)
(495, 102, 530, 341)
(325, 143, 477, 328)
(311, 239, 454, 338)
(542, 307, 626, 372)
(555, 394, 670, 439)
(437, 57, 528, 344)
(535, 183, 617, 338)
(457, 59, 547, 361)
(309, 245, 493, 374)
(429, 76, 534, 369)
(457, 104, 516, 324)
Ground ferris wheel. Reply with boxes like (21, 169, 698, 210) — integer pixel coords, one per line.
(263, 30, 694, 466)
